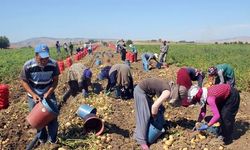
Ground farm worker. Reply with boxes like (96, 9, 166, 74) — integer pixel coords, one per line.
(159, 40, 169, 63)
(176, 67, 205, 106)
(105, 64, 134, 99)
(20, 44, 60, 144)
(208, 64, 235, 87)
(129, 43, 138, 62)
(97, 65, 112, 81)
(63, 42, 69, 55)
(187, 84, 240, 145)
(62, 63, 93, 102)
(118, 40, 127, 61)
(69, 42, 74, 56)
(141, 52, 159, 71)
(88, 43, 93, 55)
(55, 41, 61, 55)
(133, 78, 188, 150)
(184, 67, 205, 87)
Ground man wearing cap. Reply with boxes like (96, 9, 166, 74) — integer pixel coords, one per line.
(159, 40, 169, 63)
(62, 63, 93, 102)
(133, 78, 187, 150)
(20, 44, 60, 144)
(141, 52, 159, 72)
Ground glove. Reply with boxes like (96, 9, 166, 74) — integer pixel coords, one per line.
(198, 123, 208, 131)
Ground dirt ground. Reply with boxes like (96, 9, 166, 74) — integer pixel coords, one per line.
(0, 46, 249, 150)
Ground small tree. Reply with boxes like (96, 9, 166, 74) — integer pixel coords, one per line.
(126, 40, 133, 46)
(0, 36, 10, 49)
(215, 42, 218, 44)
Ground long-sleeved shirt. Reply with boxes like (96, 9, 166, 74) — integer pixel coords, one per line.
(141, 52, 156, 62)
(177, 68, 192, 89)
(198, 84, 230, 125)
(160, 44, 169, 53)
(216, 64, 234, 84)
(106, 64, 132, 90)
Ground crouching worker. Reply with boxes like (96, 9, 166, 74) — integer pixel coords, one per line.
(208, 64, 235, 87)
(63, 63, 92, 102)
(105, 64, 133, 100)
(187, 84, 240, 145)
(141, 52, 159, 71)
(134, 78, 187, 150)
(20, 44, 60, 144)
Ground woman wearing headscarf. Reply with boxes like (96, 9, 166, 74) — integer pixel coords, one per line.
(208, 64, 235, 87)
(134, 78, 187, 150)
(187, 84, 240, 145)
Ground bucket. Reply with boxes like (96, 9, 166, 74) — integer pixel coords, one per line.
(147, 106, 165, 144)
(57, 61, 65, 74)
(74, 54, 79, 61)
(83, 113, 104, 135)
(77, 104, 97, 119)
(26, 99, 59, 130)
(95, 59, 102, 66)
(147, 123, 165, 144)
(66, 57, 72, 67)
(0, 84, 9, 110)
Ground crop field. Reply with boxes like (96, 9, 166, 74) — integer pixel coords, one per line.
(0, 44, 250, 150)
(137, 44, 250, 91)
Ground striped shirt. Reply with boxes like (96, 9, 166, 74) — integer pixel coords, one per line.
(20, 58, 60, 96)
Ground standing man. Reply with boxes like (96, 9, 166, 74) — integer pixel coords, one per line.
(69, 42, 74, 56)
(56, 41, 61, 55)
(159, 40, 169, 63)
(63, 42, 69, 55)
(20, 44, 60, 144)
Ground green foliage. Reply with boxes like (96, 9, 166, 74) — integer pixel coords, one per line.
(0, 36, 10, 49)
(136, 44, 250, 91)
(126, 40, 133, 46)
(0, 47, 68, 83)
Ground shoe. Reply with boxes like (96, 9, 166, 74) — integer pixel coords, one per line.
(38, 139, 47, 144)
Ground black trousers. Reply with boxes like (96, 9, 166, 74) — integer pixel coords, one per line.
(218, 87, 240, 141)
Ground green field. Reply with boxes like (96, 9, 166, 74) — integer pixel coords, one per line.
(136, 44, 250, 91)
(1, 44, 250, 91)
(0, 47, 68, 83)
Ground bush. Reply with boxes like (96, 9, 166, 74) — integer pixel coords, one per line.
(0, 36, 10, 49)
(126, 40, 133, 46)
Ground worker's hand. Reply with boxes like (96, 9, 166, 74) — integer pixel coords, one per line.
(151, 104, 159, 118)
(32, 94, 41, 103)
(43, 92, 50, 100)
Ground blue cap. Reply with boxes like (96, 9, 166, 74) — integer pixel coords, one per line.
(34, 44, 50, 58)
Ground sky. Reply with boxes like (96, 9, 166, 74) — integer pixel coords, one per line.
(0, 0, 250, 42)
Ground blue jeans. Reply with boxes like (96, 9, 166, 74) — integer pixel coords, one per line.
(28, 93, 59, 143)
(141, 57, 149, 71)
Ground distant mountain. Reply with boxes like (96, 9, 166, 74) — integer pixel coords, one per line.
(10, 37, 116, 48)
(208, 36, 250, 43)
